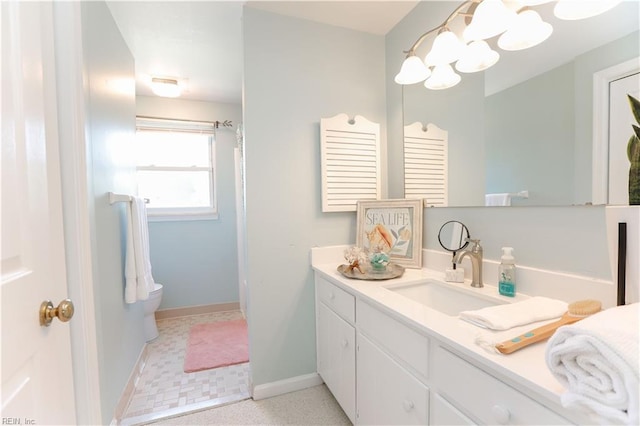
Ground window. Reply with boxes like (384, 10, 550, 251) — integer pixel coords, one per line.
(135, 117, 217, 220)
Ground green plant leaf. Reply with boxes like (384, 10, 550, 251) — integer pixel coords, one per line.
(634, 124, 640, 140)
(629, 94, 640, 126)
(629, 134, 640, 163)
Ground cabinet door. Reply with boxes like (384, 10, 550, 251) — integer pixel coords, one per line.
(356, 334, 428, 425)
(317, 302, 356, 423)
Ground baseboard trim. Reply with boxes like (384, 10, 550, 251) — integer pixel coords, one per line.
(251, 373, 323, 401)
(113, 344, 149, 423)
(155, 302, 241, 320)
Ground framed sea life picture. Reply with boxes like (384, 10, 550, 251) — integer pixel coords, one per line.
(356, 199, 423, 268)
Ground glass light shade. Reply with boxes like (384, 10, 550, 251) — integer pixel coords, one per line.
(463, 0, 517, 42)
(394, 55, 431, 85)
(424, 30, 466, 66)
(455, 40, 500, 73)
(519, 0, 554, 5)
(424, 64, 461, 90)
(151, 78, 181, 98)
(498, 10, 553, 51)
(554, 0, 622, 20)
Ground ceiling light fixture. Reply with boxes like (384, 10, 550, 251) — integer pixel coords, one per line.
(150, 77, 181, 98)
(395, 0, 622, 91)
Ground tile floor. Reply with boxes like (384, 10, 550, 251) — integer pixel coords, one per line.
(120, 310, 251, 425)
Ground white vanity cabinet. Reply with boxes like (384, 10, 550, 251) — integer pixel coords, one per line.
(314, 271, 577, 425)
(315, 277, 356, 423)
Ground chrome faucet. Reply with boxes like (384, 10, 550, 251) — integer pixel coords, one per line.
(453, 239, 483, 288)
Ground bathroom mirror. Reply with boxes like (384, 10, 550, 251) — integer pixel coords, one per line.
(399, 1, 640, 207)
(438, 220, 470, 253)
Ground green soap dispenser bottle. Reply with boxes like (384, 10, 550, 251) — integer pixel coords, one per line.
(498, 247, 516, 297)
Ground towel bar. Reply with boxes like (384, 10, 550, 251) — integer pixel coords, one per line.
(108, 192, 150, 205)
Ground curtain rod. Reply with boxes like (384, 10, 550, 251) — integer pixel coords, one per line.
(136, 115, 233, 129)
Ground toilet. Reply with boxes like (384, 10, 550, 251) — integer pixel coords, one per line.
(143, 283, 163, 342)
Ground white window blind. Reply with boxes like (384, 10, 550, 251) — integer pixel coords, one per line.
(320, 114, 381, 212)
(404, 122, 448, 207)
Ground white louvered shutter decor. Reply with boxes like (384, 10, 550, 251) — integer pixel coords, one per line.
(404, 122, 448, 207)
(320, 114, 381, 212)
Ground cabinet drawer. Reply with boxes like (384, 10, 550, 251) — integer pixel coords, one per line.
(433, 346, 572, 425)
(357, 301, 429, 380)
(316, 277, 355, 324)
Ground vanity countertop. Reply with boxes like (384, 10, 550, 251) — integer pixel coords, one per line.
(312, 259, 572, 411)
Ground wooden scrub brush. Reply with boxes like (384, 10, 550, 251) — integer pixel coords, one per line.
(495, 299, 602, 354)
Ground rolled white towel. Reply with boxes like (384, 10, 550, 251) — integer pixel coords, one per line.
(545, 303, 639, 425)
(459, 296, 568, 330)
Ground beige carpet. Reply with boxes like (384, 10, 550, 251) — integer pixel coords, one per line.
(148, 384, 350, 425)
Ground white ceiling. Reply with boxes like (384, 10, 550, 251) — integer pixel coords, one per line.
(107, 1, 418, 104)
(107, 1, 639, 105)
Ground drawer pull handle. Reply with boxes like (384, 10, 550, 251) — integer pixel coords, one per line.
(341, 339, 349, 348)
(402, 400, 414, 412)
(491, 405, 510, 424)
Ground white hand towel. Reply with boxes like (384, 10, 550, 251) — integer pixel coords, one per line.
(459, 296, 568, 330)
(485, 193, 512, 206)
(124, 203, 137, 304)
(124, 196, 155, 303)
(546, 303, 639, 425)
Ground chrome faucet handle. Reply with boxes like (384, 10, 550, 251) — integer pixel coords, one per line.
(465, 238, 483, 254)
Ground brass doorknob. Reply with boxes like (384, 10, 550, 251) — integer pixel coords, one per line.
(40, 299, 74, 327)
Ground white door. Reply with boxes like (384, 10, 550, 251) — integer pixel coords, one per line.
(1, 2, 77, 423)
(608, 71, 640, 205)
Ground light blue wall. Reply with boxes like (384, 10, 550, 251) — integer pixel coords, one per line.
(243, 7, 386, 387)
(80, 3, 145, 424)
(423, 206, 612, 281)
(136, 96, 243, 310)
(485, 63, 575, 205)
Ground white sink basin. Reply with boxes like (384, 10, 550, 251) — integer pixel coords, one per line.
(384, 279, 507, 316)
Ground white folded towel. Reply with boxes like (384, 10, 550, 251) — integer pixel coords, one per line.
(546, 303, 639, 425)
(124, 196, 155, 304)
(459, 296, 568, 330)
(485, 193, 511, 206)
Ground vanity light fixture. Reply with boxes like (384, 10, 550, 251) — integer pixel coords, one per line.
(150, 77, 181, 98)
(395, 0, 622, 91)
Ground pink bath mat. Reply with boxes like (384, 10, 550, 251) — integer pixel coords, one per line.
(183, 319, 249, 373)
